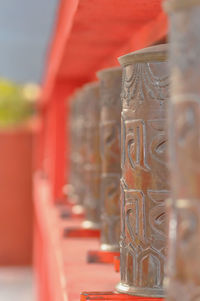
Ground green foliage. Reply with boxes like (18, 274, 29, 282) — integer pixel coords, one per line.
(0, 79, 35, 128)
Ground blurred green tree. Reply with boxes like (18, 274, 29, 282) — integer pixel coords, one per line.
(0, 79, 38, 128)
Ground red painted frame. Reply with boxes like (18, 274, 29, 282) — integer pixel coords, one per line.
(39, 0, 168, 202)
(35, 0, 168, 300)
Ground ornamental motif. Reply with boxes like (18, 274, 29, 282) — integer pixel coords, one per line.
(118, 54, 169, 297)
(121, 63, 169, 107)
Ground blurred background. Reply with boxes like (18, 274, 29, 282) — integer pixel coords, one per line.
(0, 0, 58, 300)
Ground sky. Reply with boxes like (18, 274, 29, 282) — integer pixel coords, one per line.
(0, 0, 58, 84)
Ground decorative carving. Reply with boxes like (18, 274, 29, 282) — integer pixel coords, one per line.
(120, 185, 168, 292)
(167, 200, 200, 301)
(116, 45, 169, 297)
(164, 2, 200, 299)
(68, 91, 85, 205)
(121, 63, 169, 107)
(98, 67, 122, 251)
(100, 121, 120, 172)
(148, 190, 168, 241)
(121, 118, 149, 171)
(82, 83, 101, 229)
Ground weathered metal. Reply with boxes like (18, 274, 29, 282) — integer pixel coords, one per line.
(82, 83, 101, 229)
(164, 0, 200, 299)
(97, 67, 122, 252)
(116, 44, 170, 297)
(67, 93, 76, 202)
(68, 90, 85, 207)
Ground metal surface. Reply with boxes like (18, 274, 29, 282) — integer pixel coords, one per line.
(82, 83, 101, 229)
(68, 91, 85, 207)
(68, 93, 77, 203)
(97, 67, 122, 252)
(116, 44, 169, 297)
(164, 0, 200, 299)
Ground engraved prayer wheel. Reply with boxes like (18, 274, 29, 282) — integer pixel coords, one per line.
(68, 91, 85, 206)
(68, 93, 76, 202)
(164, 0, 200, 299)
(116, 45, 170, 297)
(97, 67, 122, 252)
(82, 83, 101, 229)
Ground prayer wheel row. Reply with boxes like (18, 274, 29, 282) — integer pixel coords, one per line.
(164, 0, 200, 299)
(68, 44, 169, 297)
(68, 0, 200, 298)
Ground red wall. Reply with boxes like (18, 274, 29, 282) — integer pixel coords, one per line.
(0, 129, 33, 265)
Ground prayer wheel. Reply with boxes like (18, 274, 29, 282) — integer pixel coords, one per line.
(82, 83, 101, 229)
(116, 45, 170, 297)
(97, 67, 122, 252)
(68, 93, 76, 202)
(164, 0, 200, 299)
(68, 91, 85, 206)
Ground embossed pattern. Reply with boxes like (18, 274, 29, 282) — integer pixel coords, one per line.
(82, 83, 101, 229)
(68, 92, 85, 205)
(165, 2, 200, 300)
(98, 67, 122, 251)
(117, 49, 169, 297)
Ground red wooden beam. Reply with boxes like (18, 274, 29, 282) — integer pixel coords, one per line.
(41, 0, 167, 106)
(41, 0, 80, 103)
(100, 11, 168, 71)
(39, 1, 168, 202)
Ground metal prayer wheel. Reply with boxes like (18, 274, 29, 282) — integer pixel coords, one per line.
(68, 91, 81, 204)
(116, 45, 170, 297)
(82, 83, 101, 229)
(97, 67, 122, 252)
(67, 94, 76, 201)
(164, 1, 200, 299)
(68, 91, 85, 206)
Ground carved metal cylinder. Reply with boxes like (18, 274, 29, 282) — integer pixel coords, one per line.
(68, 93, 77, 202)
(97, 67, 122, 252)
(116, 45, 169, 297)
(164, 1, 200, 299)
(68, 91, 85, 206)
(82, 83, 101, 229)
